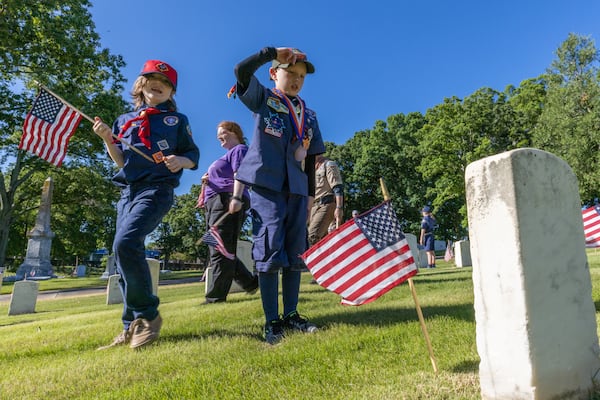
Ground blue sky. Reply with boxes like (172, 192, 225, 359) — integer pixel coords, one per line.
(90, 0, 600, 196)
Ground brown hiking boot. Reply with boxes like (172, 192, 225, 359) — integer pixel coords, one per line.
(97, 329, 131, 350)
(129, 314, 162, 349)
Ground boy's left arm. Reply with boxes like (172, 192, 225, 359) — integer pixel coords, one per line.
(167, 116, 200, 173)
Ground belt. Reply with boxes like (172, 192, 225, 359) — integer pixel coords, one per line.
(316, 194, 334, 205)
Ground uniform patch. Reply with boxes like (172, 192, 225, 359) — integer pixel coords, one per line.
(263, 113, 284, 138)
(267, 97, 289, 114)
(186, 124, 193, 136)
(163, 116, 179, 126)
(152, 151, 165, 163)
(157, 139, 170, 151)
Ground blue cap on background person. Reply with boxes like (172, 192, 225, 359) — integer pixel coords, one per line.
(422, 206, 431, 213)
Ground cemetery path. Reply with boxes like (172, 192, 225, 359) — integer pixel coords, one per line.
(0, 277, 200, 303)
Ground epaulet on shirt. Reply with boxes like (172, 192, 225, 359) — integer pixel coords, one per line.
(325, 160, 338, 168)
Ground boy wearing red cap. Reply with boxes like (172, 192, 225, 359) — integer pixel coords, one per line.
(93, 60, 199, 350)
(229, 47, 326, 344)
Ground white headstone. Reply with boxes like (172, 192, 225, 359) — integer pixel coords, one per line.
(106, 274, 123, 305)
(466, 148, 600, 400)
(8, 280, 39, 315)
(453, 240, 472, 267)
(146, 258, 160, 296)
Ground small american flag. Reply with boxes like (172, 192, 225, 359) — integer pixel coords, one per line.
(201, 226, 235, 260)
(19, 88, 82, 166)
(302, 201, 417, 306)
(582, 205, 600, 248)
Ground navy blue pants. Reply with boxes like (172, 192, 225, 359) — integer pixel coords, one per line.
(249, 186, 308, 272)
(114, 183, 173, 329)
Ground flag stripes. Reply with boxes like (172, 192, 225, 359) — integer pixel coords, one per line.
(201, 226, 235, 260)
(303, 201, 417, 306)
(582, 206, 600, 248)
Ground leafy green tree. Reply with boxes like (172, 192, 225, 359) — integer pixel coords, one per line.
(417, 87, 534, 238)
(531, 33, 600, 204)
(150, 184, 207, 264)
(0, 0, 127, 269)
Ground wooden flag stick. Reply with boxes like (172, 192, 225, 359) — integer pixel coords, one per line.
(37, 83, 155, 163)
(379, 178, 438, 374)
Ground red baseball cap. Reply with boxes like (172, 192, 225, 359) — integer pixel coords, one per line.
(140, 60, 177, 89)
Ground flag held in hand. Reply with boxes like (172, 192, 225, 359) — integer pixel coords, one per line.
(201, 225, 235, 260)
(302, 201, 417, 306)
(19, 88, 82, 166)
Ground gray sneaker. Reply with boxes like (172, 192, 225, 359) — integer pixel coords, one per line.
(129, 314, 163, 349)
(97, 329, 131, 350)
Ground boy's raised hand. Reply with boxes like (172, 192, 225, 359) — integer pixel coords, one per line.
(275, 47, 306, 65)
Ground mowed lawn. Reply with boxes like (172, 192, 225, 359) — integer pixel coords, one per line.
(0, 252, 599, 399)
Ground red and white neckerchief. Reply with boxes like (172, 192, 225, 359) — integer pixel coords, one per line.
(271, 88, 307, 161)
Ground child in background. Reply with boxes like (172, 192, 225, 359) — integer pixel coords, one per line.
(93, 60, 199, 349)
(229, 47, 326, 344)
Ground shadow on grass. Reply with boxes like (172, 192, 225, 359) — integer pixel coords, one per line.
(451, 359, 479, 373)
(311, 302, 475, 329)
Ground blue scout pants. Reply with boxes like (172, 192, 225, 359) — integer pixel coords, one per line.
(114, 183, 173, 329)
(249, 186, 308, 272)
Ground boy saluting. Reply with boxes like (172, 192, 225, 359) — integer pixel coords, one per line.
(229, 47, 326, 344)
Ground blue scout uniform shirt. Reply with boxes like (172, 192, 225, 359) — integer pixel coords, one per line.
(235, 76, 326, 195)
(421, 215, 437, 235)
(110, 102, 199, 188)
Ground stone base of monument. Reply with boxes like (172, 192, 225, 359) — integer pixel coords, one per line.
(205, 240, 254, 295)
(8, 280, 39, 316)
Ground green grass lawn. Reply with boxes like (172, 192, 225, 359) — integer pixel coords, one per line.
(0, 254, 599, 399)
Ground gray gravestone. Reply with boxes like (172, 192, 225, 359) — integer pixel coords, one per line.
(205, 240, 253, 295)
(75, 265, 86, 277)
(147, 258, 160, 296)
(16, 177, 56, 280)
(404, 233, 425, 268)
(453, 240, 472, 267)
(466, 148, 600, 399)
(8, 280, 39, 315)
(100, 255, 116, 280)
(106, 274, 123, 305)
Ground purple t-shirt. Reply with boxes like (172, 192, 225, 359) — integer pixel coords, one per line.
(203, 144, 249, 201)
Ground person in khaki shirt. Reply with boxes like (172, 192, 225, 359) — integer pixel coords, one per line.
(308, 155, 344, 246)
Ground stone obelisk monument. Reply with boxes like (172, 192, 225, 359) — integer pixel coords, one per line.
(16, 177, 56, 280)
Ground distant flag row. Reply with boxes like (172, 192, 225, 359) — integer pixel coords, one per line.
(19, 88, 82, 167)
(582, 205, 600, 248)
(302, 201, 417, 306)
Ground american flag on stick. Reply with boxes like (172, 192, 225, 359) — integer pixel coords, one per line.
(201, 212, 235, 260)
(582, 205, 600, 248)
(302, 201, 417, 306)
(19, 88, 82, 166)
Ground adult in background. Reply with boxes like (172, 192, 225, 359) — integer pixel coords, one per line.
(93, 60, 199, 349)
(197, 121, 258, 304)
(308, 155, 344, 246)
(419, 205, 438, 269)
